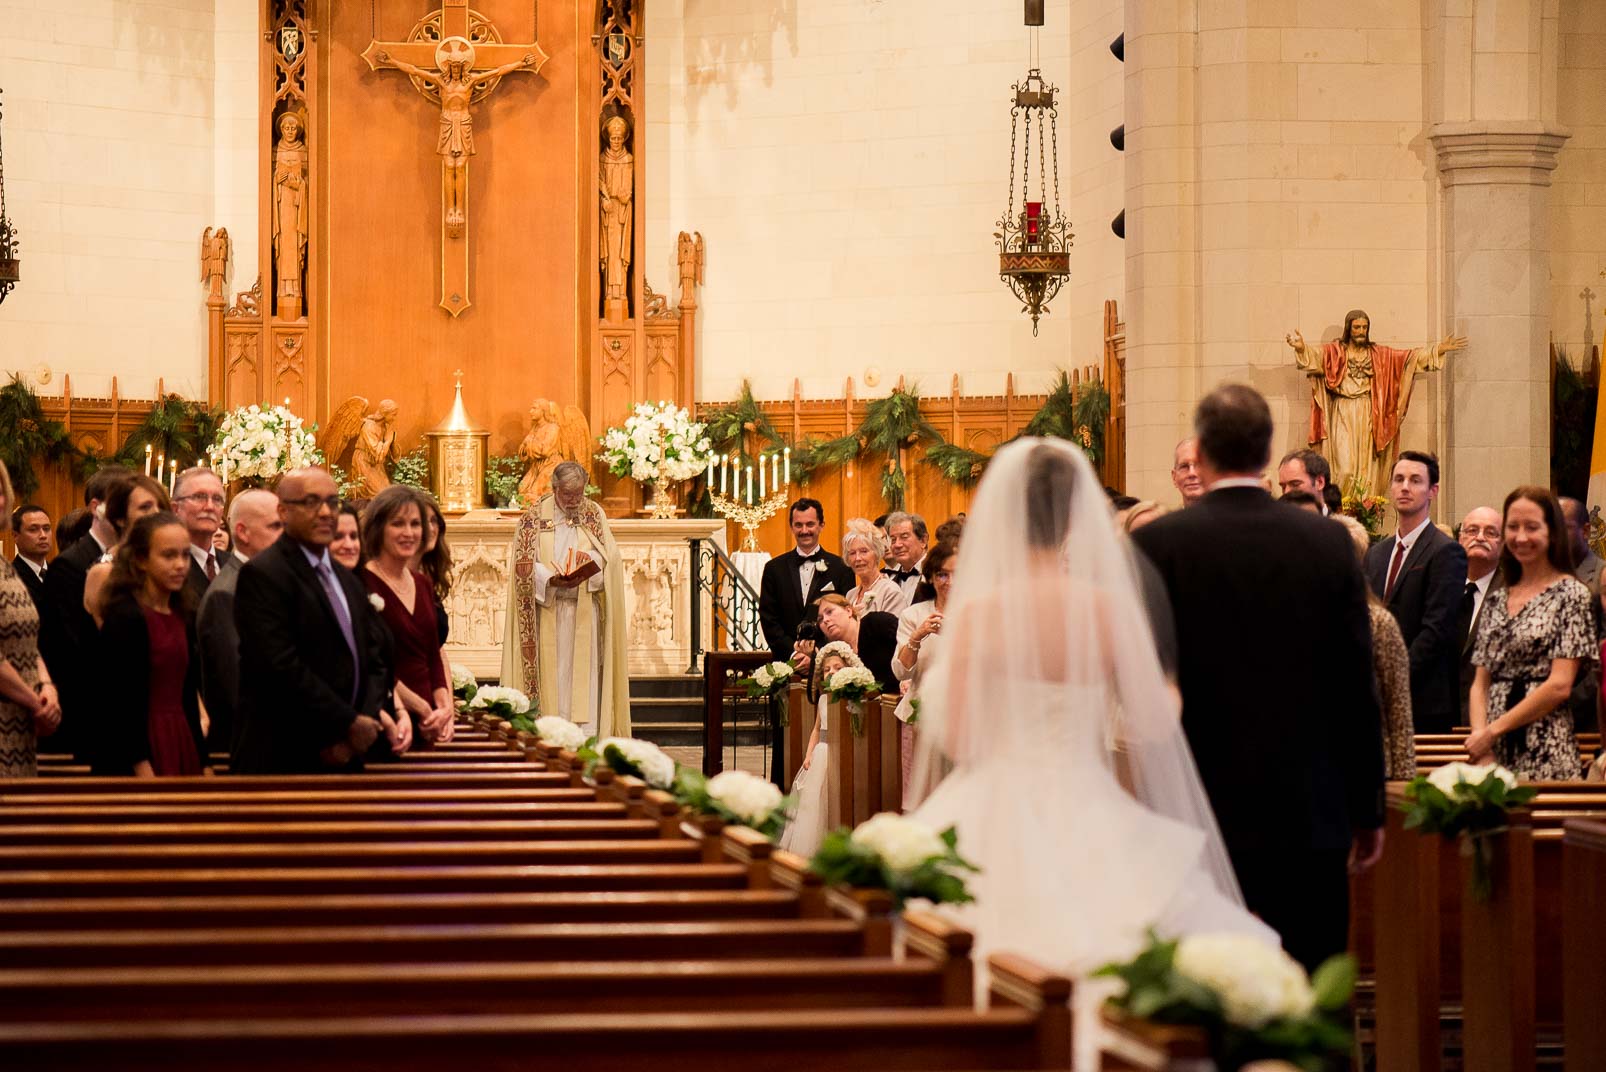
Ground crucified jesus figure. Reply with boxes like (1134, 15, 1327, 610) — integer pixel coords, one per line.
(378, 36, 537, 237)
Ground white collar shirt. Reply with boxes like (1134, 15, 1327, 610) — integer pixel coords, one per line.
(796, 545, 821, 600)
(1392, 515, 1434, 570)
(1469, 567, 1496, 625)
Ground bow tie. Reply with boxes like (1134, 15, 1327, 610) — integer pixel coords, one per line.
(883, 567, 916, 579)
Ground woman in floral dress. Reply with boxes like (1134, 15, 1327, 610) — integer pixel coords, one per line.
(0, 461, 62, 777)
(1467, 486, 1596, 779)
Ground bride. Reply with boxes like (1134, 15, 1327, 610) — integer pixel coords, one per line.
(908, 439, 1276, 1053)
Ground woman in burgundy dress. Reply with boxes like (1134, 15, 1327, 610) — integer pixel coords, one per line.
(361, 487, 453, 745)
(95, 512, 205, 776)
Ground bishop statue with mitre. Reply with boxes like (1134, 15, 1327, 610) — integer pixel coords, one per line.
(502, 461, 631, 735)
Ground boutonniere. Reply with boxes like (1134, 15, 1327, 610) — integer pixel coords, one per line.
(368, 593, 385, 612)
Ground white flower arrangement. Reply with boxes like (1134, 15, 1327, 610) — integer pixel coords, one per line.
(209, 404, 323, 484)
(1425, 761, 1518, 796)
(467, 685, 531, 717)
(705, 770, 785, 826)
(450, 663, 478, 705)
(739, 659, 797, 700)
(594, 736, 677, 789)
(825, 665, 879, 698)
(1172, 934, 1316, 1029)
(596, 401, 712, 487)
(367, 593, 386, 612)
(532, 716, 588, 752)
(849, 812, 949, 872)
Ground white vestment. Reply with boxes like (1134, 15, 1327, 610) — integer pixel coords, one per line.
(530, 522, 606, 729)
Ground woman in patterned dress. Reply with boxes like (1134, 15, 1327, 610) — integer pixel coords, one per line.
(1333, 514, 1415, 778)
(0, 460, 63, 777)
(1468, 486, 1597, 779)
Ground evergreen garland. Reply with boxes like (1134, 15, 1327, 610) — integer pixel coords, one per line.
(920, 371, 1112, 486)
(696, 379, 790, 516)
(795, 387, 942, 511)
(0, 375, 78, 499)
(94, 395, 222, 474)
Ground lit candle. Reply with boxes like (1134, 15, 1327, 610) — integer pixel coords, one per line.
(168, 459, 177, 495)
(772, 453, 779, 490)
(157, 451, 166, 482)
(783, 448, 791, 485)
(746, 465, 753, 505)
(144, 444, 152, 476)
(706, 454, 715, 487)
(759, 458, 766, 501)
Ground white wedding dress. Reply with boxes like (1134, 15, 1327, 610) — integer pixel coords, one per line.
(778, 696, 831, 859)
(906, 439, 1276, 1069)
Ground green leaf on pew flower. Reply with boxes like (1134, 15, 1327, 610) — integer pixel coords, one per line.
(1309, 954, 1357, 1012)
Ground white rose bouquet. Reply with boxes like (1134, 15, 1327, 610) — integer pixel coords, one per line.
(531, 716, 589, 753)
(1403, 761, 1533, 901)
(808, 812, 977, 910)
(450, 663, 478, 706)
(1096, 931, 1354, 1068)
(673, 767, 792, 839)
(823, 664, 881, 736)
(209, 404, 322, 485)
(583, 735, 677, 790)
(596, 401, 713, 488)
(739, 660, 797, 700)
(467, 685, 535, 734)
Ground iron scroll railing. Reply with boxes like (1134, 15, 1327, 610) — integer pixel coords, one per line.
(686, 537, 765, 672)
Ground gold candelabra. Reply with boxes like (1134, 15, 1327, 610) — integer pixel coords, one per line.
(710, 488, 790, 552)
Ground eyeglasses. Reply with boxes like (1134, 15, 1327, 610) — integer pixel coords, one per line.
(281, 494, 342, 511)
(178, 493, 227, 506)
(933, 571, 954, 581)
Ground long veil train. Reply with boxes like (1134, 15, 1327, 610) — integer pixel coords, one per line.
(907, 438, 1275, 1006)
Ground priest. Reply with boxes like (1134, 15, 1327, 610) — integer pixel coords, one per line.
(501, 461, 630, 735)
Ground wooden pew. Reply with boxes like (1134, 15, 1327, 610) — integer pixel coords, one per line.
(1369, 782, 1606, 1071)
(1562, 818, 1606, 1072)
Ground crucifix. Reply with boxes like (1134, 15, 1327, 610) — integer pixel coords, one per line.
(362, 1, 548, 316)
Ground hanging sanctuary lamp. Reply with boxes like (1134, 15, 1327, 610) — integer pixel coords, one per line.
(996, 0, 1070, 335)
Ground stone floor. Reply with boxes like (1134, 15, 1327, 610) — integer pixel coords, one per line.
(662, 745, 769, 776)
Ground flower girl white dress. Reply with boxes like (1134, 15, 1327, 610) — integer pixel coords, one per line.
(778, 693, 831, 858)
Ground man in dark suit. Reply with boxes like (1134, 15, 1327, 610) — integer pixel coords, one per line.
(1456, 506, 1503, 723)
(38, 465, 131, 759)
(758, 497, 853, 784)
(1134, 384, 1384, 973)
(196, 489, 284, 757)
(231, 468, 400, 773)
(172, 467, 226, 605)
(1363, 451, 1468, 733)
(9, 504, 52, 613)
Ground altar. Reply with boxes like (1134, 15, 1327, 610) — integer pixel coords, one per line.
(440, 513, 726, 681)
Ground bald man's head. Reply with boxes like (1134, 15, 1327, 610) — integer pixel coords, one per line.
(277, 467, 340, 546)
(229, 488, 284, 559)
(1459, 506, 1502, 580)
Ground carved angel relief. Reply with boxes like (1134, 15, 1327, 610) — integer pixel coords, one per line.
(200, 226, 230, 302)
(321, 396, 400, 499)
(518, 399, 592, 504)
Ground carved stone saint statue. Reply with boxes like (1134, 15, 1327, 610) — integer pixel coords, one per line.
(1286, 310, 1468, 495)
(519, 400, 593, 504)
(599, 115, 634, 320)
(271, 113, 309, 319)
(376, 37, 537, 238)
(321, 396, 401, 500)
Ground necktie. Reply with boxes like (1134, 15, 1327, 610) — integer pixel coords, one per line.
(204, 552, 217, 581)
(315, 559, 360, 700)
(1383, 539, 1408, 601)
(1459, 580, 1479, 646)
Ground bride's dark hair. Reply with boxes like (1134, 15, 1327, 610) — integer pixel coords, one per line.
(1025, 442, 1076, 549)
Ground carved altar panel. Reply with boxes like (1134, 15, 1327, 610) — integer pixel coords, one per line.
(441, 513, 725, 680)
(643, 324, 680, 407)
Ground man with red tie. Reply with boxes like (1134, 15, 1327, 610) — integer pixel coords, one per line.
(1364, 451, 1468, 732)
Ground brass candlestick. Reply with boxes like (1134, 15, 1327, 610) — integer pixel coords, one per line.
(710, 488, 791, 552)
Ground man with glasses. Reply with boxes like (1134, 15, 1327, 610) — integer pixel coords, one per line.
(231, 468, 401, 772)
(1456, 506, 1503, 724)
(1171, 438, 1204, 507)
(172, 467, 227, 604)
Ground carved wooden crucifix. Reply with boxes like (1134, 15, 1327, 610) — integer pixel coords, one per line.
(362, 1, 548, 316)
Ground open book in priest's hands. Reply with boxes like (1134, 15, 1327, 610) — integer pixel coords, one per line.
(549, 546, 601, 587)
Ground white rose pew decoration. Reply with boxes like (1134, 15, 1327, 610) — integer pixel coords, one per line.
(580, 736, 677, 790)
(673, 768, 792, 840)
(530, 715, 589, 753)
(449, 663, 478, 707)
(1402, 761, 1534, 901)
(1096, 931, 1355, 1068)
(467, 685, 535, 734)
(822, 663, 881, 736)
(808, 812, 977, 910)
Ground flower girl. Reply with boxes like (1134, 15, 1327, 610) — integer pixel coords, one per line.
(778, 641, 862, 857)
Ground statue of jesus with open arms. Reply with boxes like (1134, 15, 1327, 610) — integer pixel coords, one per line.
(1286, 309, 1467, 495)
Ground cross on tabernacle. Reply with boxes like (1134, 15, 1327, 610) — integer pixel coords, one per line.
(362, 1, 548, 317)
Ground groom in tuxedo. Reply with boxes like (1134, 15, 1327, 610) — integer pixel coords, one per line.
(759, 498, 853, 783)
(1134, 384, 1384, 973)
